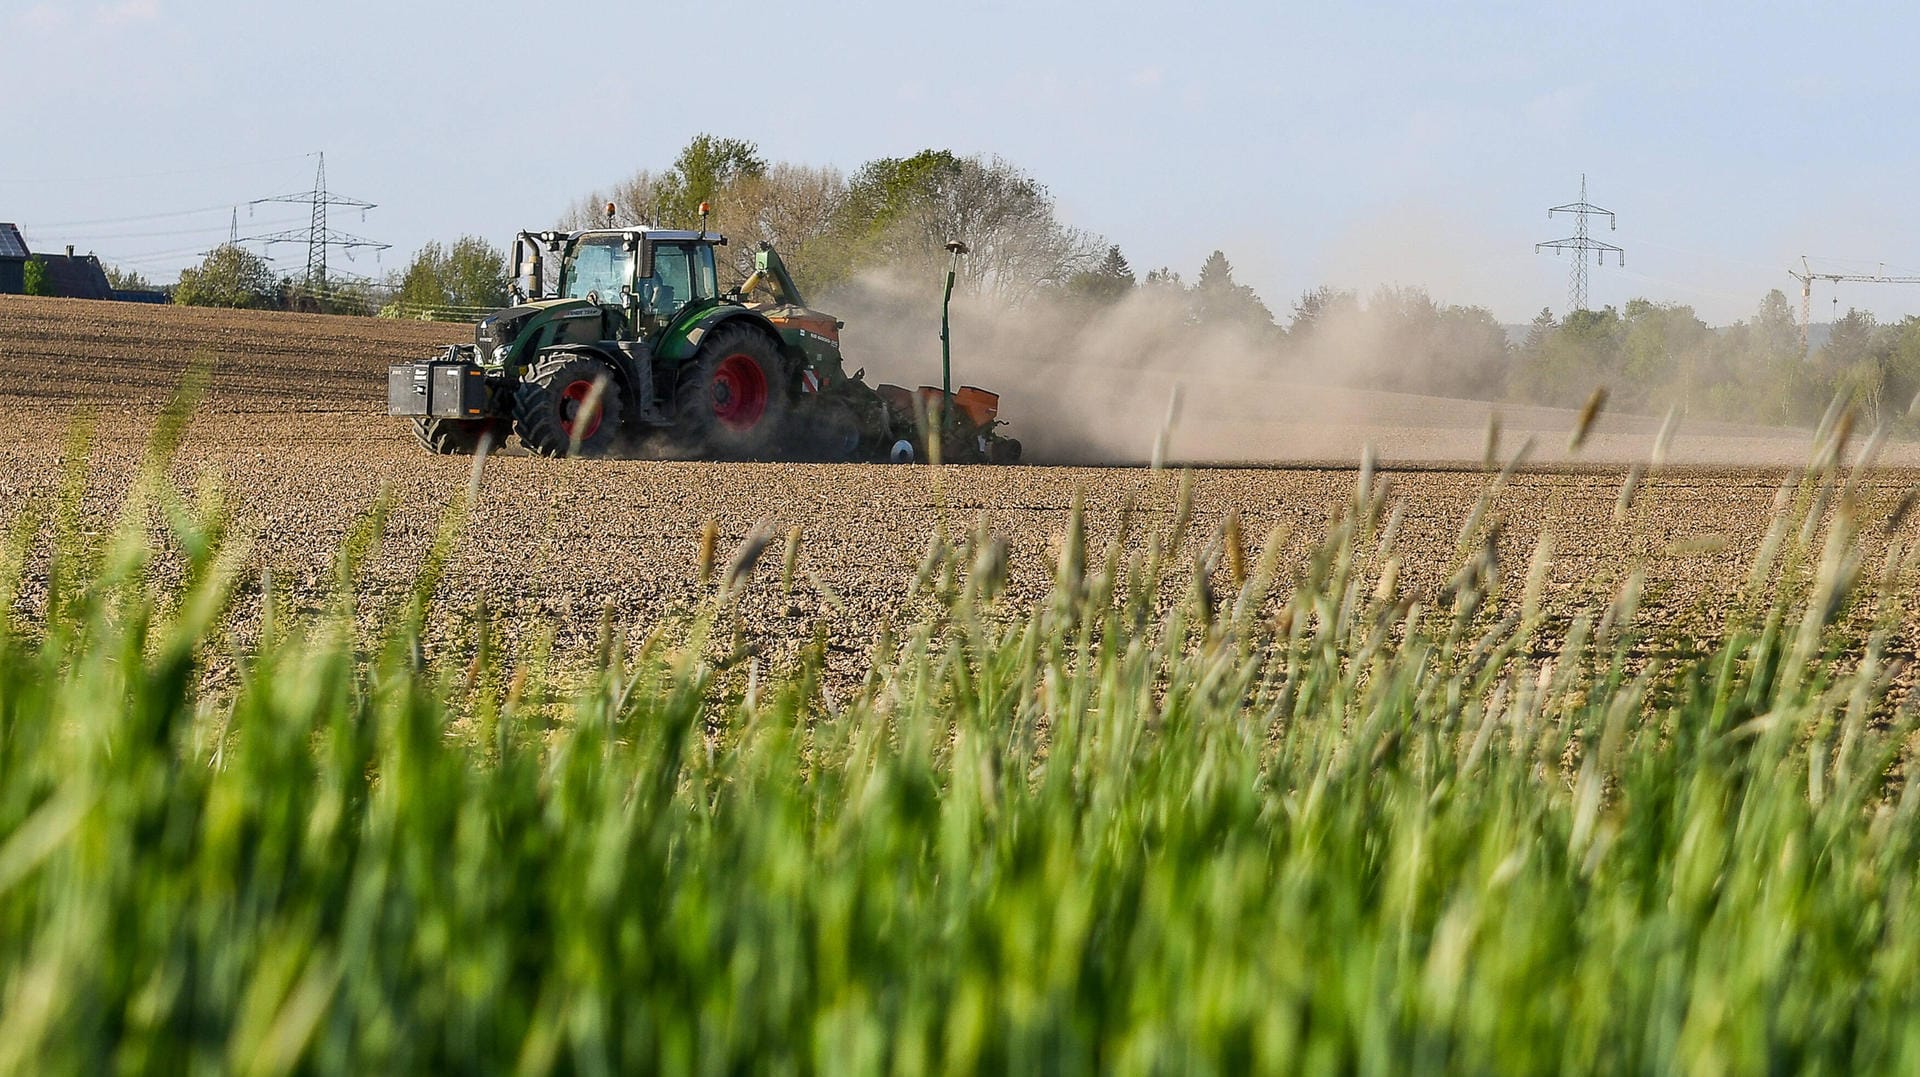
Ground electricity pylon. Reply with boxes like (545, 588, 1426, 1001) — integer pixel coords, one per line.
(247, 152, 389, 289)
(1535, 175, 1625, 313)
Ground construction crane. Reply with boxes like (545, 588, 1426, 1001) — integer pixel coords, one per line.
(1788, 256, 1920, 349)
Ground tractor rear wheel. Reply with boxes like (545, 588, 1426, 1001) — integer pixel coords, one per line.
(412, 416, 509, 455)
(674, 325, 790, 457)
(513, 350, 626, 457)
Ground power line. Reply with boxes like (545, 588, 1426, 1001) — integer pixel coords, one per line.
(93, 236, 318, 268)
(32, 203, 240, 229)
(0, 152, 315, 188)
(24, 217, 305, 243)
(1535, 174, 1625, 313)
(94, 245, 260, 267)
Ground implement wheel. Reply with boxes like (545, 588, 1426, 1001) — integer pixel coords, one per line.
(788, 395, 864, 461)
(674, 324, 790, 457)
(513, 350, 626, 458)
(412, 416, 509, 456)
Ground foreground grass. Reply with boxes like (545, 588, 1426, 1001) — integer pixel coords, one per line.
(2, 442, 1920, 1075)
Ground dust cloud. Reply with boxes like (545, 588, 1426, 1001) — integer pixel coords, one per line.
(820, 273, 1835, 468)
(824, 272, 1284, 465)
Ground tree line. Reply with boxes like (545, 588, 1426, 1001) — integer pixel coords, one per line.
(560, 134, 1106, 304)
(148, 240, 507, 317)
(1500, 293, 1920, 429)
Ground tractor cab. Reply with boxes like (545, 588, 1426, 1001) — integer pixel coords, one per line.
(558, 230, 723, 331)
(511, 228, 727, 336)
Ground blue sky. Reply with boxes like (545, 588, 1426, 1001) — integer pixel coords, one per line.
(3, 0, 1916, 324)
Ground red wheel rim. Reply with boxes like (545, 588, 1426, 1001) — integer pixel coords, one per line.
(559, 379, 602, 439)
(712, 354, 769, 430)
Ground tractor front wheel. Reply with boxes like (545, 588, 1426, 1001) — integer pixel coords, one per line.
(412, 416, 509, 455)
(674, 325, 790, 458)
(514, 350, 626, 457)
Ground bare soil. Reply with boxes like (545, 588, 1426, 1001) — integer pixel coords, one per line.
(1, 294, 1911, 678)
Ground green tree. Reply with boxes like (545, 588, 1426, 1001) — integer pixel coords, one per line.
(1191, 250, 1274, 332)
(1753, 288, 1802, 362)
(443, 237, 508, 308)
(1287, 285, 1359, 340)
(1520, 308, 1555, 355)
(1702, 290, 1817, 424)
(21, 259, 48, 296)
(1877, 317, 1920, 427)
(837, 150, 1101, 303)
(1812, 308, 1907, 424)
(1064, 245, 1135, 304)
(174, 244, 278, 309)
(576, 135, 769, 232)
(566, 137, 851, 291)
(387, 236, 508, 318)
(1366, 287, 1510, 399)
(1512, 306, 1622, 407)
(1616, 299, 1713, 412)
(1142, 267, 1185, 293)
(309, 276, 377, 317)
(656, 135, 767, 228)
(1817, 307, 1878, 377)
(1299, 286, 1510, 398)
(841, 150, 963, 234)
(103, 264, 153, 292)
(706, 163, 848, 289)
(1432, 302, 1514, 400)
(570, 142, 1101, 303)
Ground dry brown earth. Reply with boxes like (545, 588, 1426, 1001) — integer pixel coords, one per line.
(2, 294, 1915, 677)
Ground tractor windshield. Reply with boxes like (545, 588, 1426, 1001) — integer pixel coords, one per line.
(560, 235, 634, 300)
(640, 242, 718, 316)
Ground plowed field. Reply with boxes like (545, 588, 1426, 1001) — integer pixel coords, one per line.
(1, 294, 1911, 673)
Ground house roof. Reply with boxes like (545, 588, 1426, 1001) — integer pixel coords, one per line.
(36, 253, 112, 300)
(0, 224, 26, 260)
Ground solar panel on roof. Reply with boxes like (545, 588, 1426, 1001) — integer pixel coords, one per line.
(0, 225, 27, 259)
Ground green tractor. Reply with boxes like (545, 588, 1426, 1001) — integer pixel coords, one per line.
(387, 208, 1021, 463)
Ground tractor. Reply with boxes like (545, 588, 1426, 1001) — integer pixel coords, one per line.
(386, 206, 1021, 464)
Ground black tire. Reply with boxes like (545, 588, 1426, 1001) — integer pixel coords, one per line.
(513, 350, 626, 458)
(412, 416, 509, 455)
(788, 395, 864, 461)
(989, 437, 1023, 464)
(673, 324, 790, 458)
